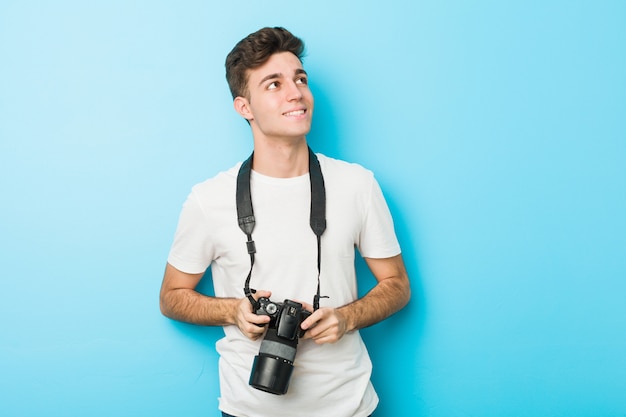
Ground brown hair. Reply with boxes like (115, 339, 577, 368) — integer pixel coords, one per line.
(225, 27, 305, 99)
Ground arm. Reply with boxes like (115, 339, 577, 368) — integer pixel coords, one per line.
(159, 263, 270, 339)
(301, 253, 410, 344)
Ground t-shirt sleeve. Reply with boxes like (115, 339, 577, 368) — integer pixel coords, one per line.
(167, 189, 214, 274)
(357, 176, 401, 259)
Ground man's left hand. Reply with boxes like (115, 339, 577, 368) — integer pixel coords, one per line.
(300, 307, 348, 344)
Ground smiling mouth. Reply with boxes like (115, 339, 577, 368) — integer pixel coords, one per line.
(283, 109, 306, 117)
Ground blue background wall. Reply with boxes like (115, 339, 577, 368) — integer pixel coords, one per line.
(1, 1, 625, 416)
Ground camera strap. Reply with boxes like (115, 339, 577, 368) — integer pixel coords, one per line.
(236, 147, 327, 310)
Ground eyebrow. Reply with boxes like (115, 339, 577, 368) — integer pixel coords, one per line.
(258, 69, 308, 87)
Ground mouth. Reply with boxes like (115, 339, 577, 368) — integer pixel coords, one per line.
(283, 109, 307, 117)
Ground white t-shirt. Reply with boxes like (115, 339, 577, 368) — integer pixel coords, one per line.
(168, 154, 401, 417)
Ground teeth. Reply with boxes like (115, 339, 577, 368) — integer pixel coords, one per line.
(284, 110, 305, 117)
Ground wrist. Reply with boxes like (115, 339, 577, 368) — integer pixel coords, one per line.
(227, 297, 243, 325)
(337, 304, 357, 333)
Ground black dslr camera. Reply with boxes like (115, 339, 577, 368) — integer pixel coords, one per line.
(249, 297, 311, 395)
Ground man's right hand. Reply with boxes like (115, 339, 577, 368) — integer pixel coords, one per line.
(234, 290, 272, 340)
(160, 263, 271, 340)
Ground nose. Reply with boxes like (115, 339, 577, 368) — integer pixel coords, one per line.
(285, 80, 303, 101)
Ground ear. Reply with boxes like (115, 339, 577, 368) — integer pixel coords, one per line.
(233, 96, 253, 121)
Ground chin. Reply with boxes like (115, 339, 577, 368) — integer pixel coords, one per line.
(283, 124, 312, 138)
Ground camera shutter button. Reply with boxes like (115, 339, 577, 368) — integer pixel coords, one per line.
(266, 303, 278, 315)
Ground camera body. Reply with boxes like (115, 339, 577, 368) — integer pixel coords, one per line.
(255, 297, 311, 340)
(249, 297, 311, 394)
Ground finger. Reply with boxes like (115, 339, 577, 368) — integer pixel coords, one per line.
(242, 315, 270, 339)
(312, 334, 339, 345)
(293, 299, 314, 313)
(245, 325, 267, 340)
(303, 309, 346, 343)
(248, 312, 271, 326)
(253, 290, 272, 301)
(310, 323, 342, 344)
(300, 309, 323, 331)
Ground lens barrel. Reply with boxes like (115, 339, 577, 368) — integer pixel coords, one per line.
(249, 354, 294, 394)
(249, 326, 299, 394)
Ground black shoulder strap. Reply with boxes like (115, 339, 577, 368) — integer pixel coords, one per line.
(309, 149, 326, 237)
(307, 149, 327, 310)
(236, 147, 327, 310)
(236, 153, 257, 307)
(236, 153, 255, 236)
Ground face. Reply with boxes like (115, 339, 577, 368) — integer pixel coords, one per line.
(234, 52, 314, 143)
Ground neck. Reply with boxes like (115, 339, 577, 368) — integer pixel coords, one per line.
(251, 137, 309, 178)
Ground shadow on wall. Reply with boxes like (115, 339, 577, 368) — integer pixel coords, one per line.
(357, 189, 425, 414)
(311, 73, 425, 413)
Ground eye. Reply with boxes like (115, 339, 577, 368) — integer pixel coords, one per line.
(267, 81, 279, 90)
(296, 76, 308, 85)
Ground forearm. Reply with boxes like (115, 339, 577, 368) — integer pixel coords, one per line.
(300, 254, 411, 344)
(339, 277, 409, 332)
(160, 288, 239, 326)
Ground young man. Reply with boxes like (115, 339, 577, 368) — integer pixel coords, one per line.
(160, 27, 410, 417)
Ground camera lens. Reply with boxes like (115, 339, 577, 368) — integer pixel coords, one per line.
(249, 299, 305, 395)
(249, 326, 298, 394)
